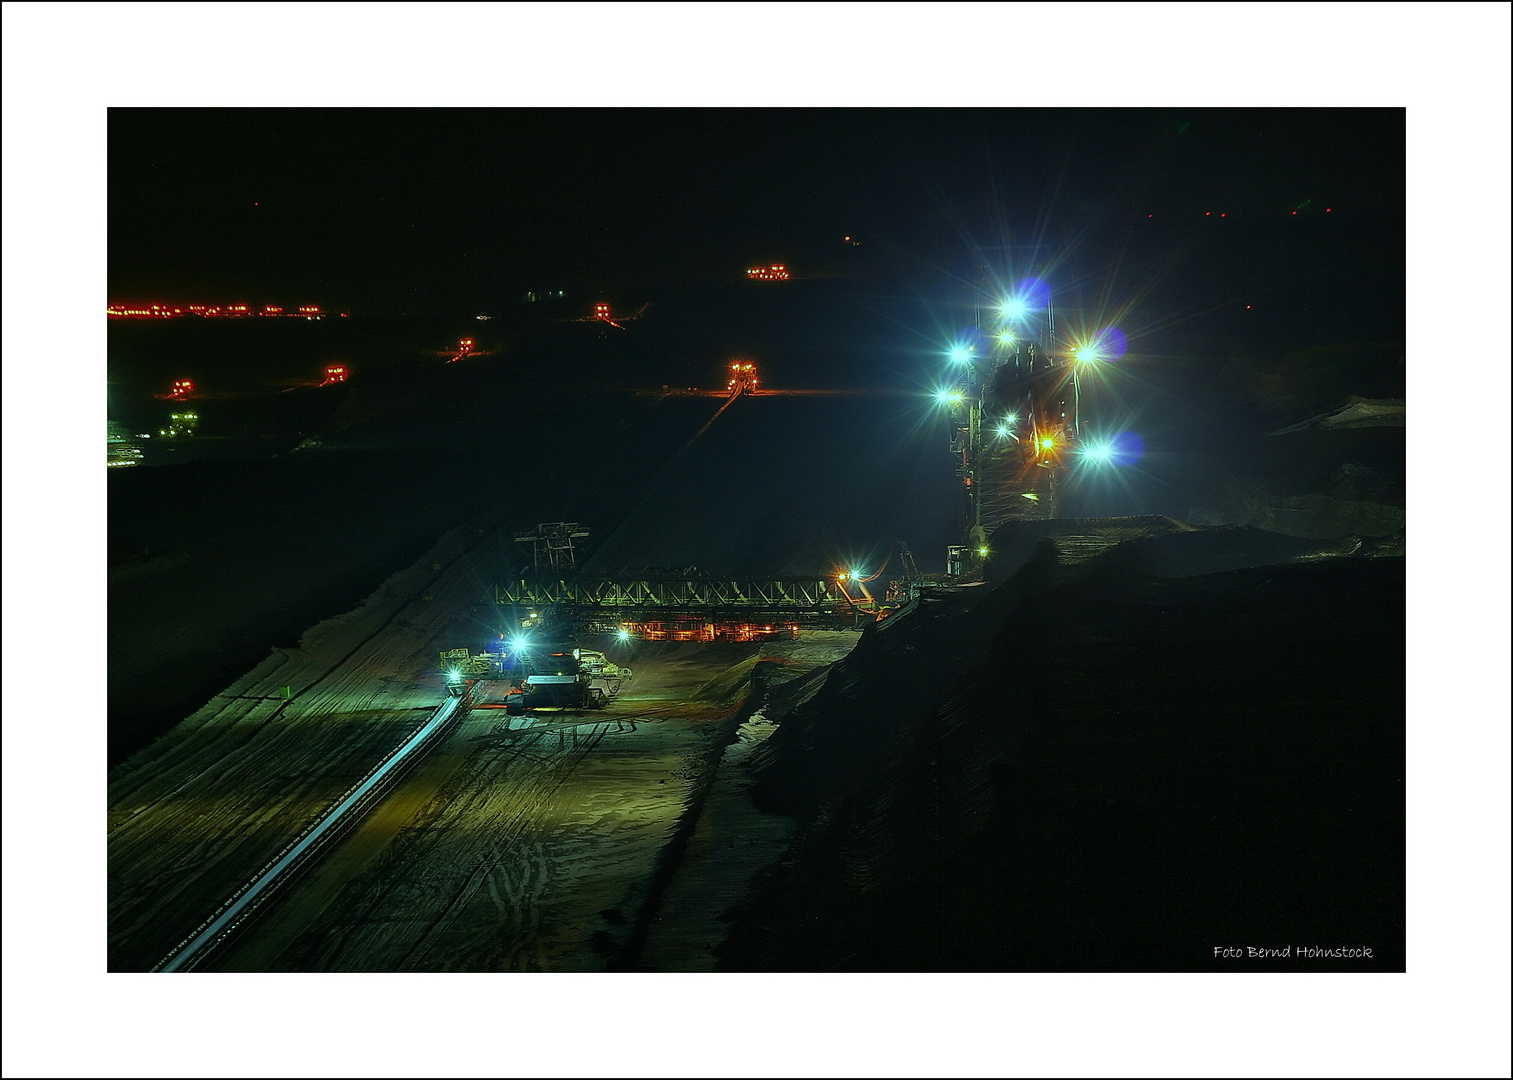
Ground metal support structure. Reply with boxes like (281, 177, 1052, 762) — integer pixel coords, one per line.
(515, 522, 590, 572)
(496, 574, 843, 615)
(952, 278, 1072, 546)
(495, 573, 859, 633)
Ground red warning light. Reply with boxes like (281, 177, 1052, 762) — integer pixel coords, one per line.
(1205, 211, 1211, 216)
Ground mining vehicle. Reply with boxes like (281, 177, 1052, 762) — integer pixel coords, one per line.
(726, 361, 759, 397)
(502, 646, 631, 715)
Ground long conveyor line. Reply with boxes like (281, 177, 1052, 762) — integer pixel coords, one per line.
(154, 688, 472, 972)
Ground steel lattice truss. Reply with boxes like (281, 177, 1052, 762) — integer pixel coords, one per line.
(495, 575, 845, 616)
(514, 522, 590, 572)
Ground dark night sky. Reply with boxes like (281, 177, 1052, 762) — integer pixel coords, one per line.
(108, 107, 1405, 338)
(6, 5, 1511, 1079)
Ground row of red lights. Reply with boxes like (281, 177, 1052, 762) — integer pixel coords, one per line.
(164, 366, 351, 394)
(108, 303, 323, 318)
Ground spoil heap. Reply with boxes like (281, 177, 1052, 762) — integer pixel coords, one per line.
(717, 519, 1405, 971)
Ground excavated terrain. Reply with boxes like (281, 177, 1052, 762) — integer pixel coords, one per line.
(716, 520, 1405, 971)
(106, 299, 1407, 973)
(107, 509, 863, 971)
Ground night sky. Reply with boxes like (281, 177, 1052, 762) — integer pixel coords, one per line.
(6, 5, 1510, 1079)
(109, 107, 1405, 346)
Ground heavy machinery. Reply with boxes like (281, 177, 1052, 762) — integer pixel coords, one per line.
(442, 639, 633, 715)
(934, 273, 1089, 582)
(838, 542, 947, 615)
(882, 542, 940, 606)
(943, 327, 1071, 540)
(726, 361, 759, 397)
(500, 645, 633, 715)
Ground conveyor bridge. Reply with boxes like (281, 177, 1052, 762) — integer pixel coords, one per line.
(494, 574, 848, 619)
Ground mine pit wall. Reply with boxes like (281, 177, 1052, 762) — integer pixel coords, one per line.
(606, 632, 862, 969)
(717, 523, 1405, 972)
(107, 517, 506, 972)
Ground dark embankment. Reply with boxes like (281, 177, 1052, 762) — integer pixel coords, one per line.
(722, 521, 1405, 971)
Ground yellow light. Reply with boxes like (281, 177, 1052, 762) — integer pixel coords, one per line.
(1041, 437, 1055, 451)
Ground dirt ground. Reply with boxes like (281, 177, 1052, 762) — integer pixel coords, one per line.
(107, 513, 863, 972)
(211, 646, 759, 971)
(107, 517, 512, 971)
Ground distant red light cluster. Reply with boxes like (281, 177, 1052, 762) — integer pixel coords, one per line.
(747, 264, 790, 281)
(108, 303, 322, 319)
(107, 304, 181, 318)
(594, 303, 611, 319)
(321, 365, 348, 385)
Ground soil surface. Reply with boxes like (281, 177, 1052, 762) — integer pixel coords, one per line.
(107, 510, 864, 971)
